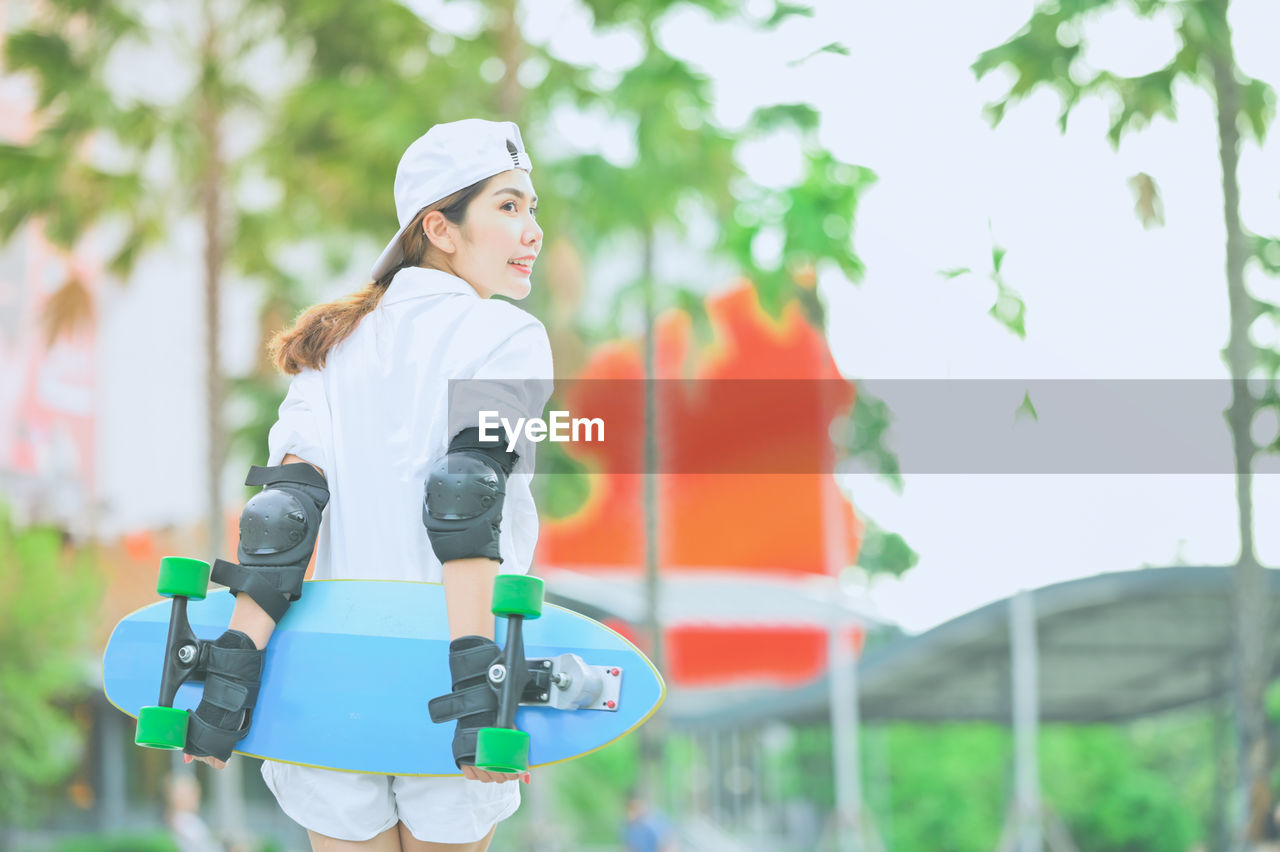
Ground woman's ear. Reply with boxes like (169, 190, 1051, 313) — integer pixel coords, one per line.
(422, 210, 456, 254)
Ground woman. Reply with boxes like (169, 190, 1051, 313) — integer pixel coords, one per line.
(184, 119, 552, 852)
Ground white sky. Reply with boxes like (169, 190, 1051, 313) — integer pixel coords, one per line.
(641, 0, 1280, 632)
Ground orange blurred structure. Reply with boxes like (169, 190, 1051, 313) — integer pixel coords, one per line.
(538, 283, 866, 687)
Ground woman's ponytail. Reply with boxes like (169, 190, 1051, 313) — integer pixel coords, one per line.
(267, 176, 492, 375)
(268, 280, 389, 374)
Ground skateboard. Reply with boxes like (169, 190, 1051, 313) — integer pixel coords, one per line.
(102, 558, 665, 775)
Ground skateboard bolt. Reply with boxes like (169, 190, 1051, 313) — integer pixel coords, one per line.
(488, 664, 507, 684)
(610, 668, 619, 676)
(177, 645, 198, 665)
(606, 700, 616, 709)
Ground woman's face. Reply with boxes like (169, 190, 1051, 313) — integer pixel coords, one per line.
(443, 169, 542, 300)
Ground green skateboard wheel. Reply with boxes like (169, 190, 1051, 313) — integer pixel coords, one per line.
(157, 557, 211, 600)
(135, 705, 189, 750)
(475, 727, 530, 773)
(491, 575, 543, 619)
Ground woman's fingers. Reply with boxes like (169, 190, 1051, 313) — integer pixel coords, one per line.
(461, 765, 530, 784)
(183, 753, 227, 770)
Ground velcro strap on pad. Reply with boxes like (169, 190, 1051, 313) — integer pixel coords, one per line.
(186, 713, 249, 759)
(245, 462, 328, 490)
(452, 728, 480, 766)
(201, 646, 264, 712)
(204, 644, 262, 701)
(202, 675, 252, 713)
(211, 559, 291, 623)
(428, 683, 497, 724)
(449, 643, 502, 680)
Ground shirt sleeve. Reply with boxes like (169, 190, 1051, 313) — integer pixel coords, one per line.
(447, 313, 554, 475)
(452, 310, 554, 576)
(266, 368, 332, 472)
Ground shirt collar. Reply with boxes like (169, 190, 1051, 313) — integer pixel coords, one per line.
(381, 267, 481, 305)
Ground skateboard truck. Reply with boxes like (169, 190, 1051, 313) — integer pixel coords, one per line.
(156, 596, 211, 708)
(520, 655, 622, 711)
(134, 557, 213, 750)
(434, 575, 627, 773)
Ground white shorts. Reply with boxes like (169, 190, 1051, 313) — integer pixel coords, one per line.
(260, 760, 521, 843)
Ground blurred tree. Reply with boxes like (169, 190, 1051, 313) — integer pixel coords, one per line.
(0, 0, 259, 558)
(1041, 725, 1200, 852)
(973, 2, 1277, 845)
(0, 507, 101, 827)
(843, 719, 1208, 852)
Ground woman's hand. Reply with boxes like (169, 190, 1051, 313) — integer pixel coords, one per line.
(184, 753, 228, 771)
(462, 765, 530, 784)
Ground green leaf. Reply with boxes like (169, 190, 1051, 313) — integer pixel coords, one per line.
(1106, 66, 1180, 147)
(973, 8, 1089, 128)
(1239, 76, 1277, 144)
(765, 2, 814, 27)
(989, 286, 1028, 339)
(1128, 171, 1165, 228)
(789, 41, 849, 66)
(1016, 390, 1039, 422)
(747, 103, 821, 134)
(856, 517, 919, 577)
(842, 386, 902, 488)
(1254, 235, 1280, 276)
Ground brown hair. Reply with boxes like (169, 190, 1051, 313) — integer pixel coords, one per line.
(269, 177, 493, 374)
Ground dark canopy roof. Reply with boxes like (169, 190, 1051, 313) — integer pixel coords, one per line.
(634, 566, 1280, 728)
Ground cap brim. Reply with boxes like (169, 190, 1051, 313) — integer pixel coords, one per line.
(370, 219, 413, 282)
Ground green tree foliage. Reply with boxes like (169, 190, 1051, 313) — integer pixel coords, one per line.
(0, 508, 102, 826)
(848, 720, 1207, 852)
(544, 735, 643, 845)
(876, 724, 1011, 852)
(1041, 726, 1200, 852)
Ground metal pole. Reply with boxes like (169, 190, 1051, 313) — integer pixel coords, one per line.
(1011, 589, 1042, 852)
(825, 457, 862, 850)
(640, 229, 665, 806)
(709, 729, 722, 826)
(730, 728, 743, 834)
(100, 707, 126, 831)
(752, 729, 767, 838)
(829, 578, 862, 852)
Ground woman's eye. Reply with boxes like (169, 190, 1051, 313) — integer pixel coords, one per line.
(530, 207, 538, 218)
(502, 201, 517, 212)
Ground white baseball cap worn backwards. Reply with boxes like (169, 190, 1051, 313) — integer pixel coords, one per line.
(370, 119, 532, 282)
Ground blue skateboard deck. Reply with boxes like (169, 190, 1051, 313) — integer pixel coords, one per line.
(103, 579, 665, 776)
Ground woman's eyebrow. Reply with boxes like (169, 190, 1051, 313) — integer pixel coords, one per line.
(493, 187, 539, 204)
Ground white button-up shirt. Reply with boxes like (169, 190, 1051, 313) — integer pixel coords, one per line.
(266, 267, 553, 582)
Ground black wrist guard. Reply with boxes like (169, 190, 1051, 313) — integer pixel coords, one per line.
(427, 635, 502, 767)
(185, 629, 264, 761)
